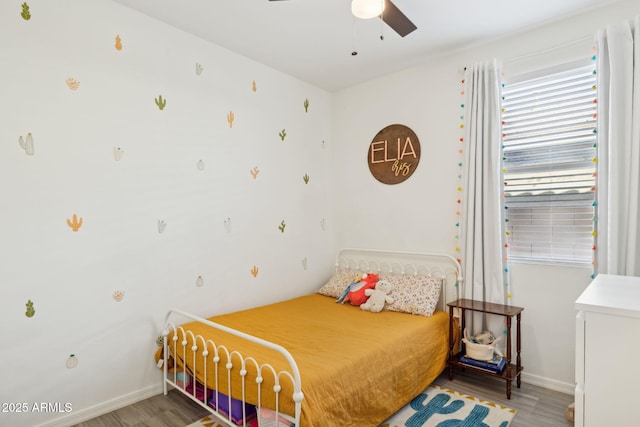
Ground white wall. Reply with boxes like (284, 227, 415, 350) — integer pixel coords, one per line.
(0, 1, 333, 426)
(332, 0, 640, 393)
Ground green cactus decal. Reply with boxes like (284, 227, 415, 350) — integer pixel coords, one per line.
(278, 220, 286, 233)
(279, 129, 287, 141)
(303, 173, 309, 184)
(155, 95, 167, 110)
(304, 98, 309, 112)
(25, 300, 35, 317)
(20, 2, 31, 20)
(155, 335, 164, 347)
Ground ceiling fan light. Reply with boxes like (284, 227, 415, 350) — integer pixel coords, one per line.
(351, 0, 385, 20)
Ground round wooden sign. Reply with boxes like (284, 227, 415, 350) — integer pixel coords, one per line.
(367, 124, 421, 185)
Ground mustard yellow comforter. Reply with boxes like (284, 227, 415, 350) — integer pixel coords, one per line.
(169, 294, 451, 427)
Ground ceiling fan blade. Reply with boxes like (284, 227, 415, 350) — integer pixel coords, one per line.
(382, 0, 417, 37)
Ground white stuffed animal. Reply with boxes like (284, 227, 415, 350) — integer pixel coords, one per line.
(360, 280, 394, 313)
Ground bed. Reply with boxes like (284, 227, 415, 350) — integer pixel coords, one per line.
(160, 248, 462, 427)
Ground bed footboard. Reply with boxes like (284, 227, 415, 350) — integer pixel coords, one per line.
(162, 308, 303, 427)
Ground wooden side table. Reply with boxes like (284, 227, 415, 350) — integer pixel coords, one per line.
(447, 299, 524, 399)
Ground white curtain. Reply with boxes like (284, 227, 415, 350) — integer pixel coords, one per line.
(595, 16, 640, 276)
(460, 59, 505, 316)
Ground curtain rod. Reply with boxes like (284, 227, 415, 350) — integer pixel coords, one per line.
(459, 35, 594, 75)
(503, 35, 593, 64)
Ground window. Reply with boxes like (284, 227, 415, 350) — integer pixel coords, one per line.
(501, 62, 597, 263)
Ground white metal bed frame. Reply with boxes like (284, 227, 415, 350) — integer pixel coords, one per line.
(161, 248, 462, 427)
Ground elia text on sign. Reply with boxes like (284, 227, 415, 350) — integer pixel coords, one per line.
(367, 124, 420, 185)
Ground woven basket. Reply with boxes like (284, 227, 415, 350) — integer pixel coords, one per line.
(462, 329, 501, 361)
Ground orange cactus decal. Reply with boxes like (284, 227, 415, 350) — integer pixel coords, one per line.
(115, 35, 122, 51)
(250, 166, 259, 180)
(251, 265, 259, 278)
(66, 77, 80, 90)
(67, 213, 83, 232)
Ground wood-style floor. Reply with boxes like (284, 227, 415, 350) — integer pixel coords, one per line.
(74, 370, 574, 426)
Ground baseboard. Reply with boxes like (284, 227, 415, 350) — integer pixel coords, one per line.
(34, 383, 164, 427)
(521, 372, 574, 396)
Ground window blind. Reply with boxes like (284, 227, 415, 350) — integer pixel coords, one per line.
(502, 63, 597, 263)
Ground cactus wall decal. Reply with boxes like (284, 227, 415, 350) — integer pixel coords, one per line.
(301, 257, 308, 270)
(20, 2, 31, 20)
(112, 290, 125, 302)
(67, 214, 83, 232)
(224, 217, 232, 233)
(250, 166, 260, 180)
(195, 63, 204, 75)
(18, 133, 34, 155)
(158, 220, 166, 234)
(196, 275, 204, 287)
(251, 265, 259, 278)
(154, 95, 167, 110)
(320, 218, 326, 231)
(155, 335, 164, 347)
(279, 129, 287, 141)
(113, 146, 124, 161)
(115, 35, 123, 51)
(278, 220, 286, 233)
(227, 111, 235, 128)
(25, 300, 35, 317)
(196, 159, 205, 170)
(304, 98, 309, 112)
(66, 354, 79, 369)
(251, 80, 257, 92)
(303, 173, 309, 184)
(66, 77, 80, 90)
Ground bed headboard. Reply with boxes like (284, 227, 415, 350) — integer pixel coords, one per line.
(335, 248, 463, 312)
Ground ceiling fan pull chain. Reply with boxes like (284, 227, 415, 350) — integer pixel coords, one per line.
(379, 0, 384, 41)
(352, 16, 358, 56)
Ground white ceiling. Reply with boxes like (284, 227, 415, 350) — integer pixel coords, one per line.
(111, 0, 623, 92)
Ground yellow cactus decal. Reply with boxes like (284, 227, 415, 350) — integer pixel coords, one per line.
(67, 213, 83, 232)
(227, 111, 235, 128)
(66, 77, 80, 90)
(112, 291, 125, 302)
(251, 265, 259, 278)
(252, 80, 257, 92)
(115, 35, 123, 51)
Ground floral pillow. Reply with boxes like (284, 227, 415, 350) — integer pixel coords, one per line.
(316, 269, 363, 298)
(379, 273, 442, 317)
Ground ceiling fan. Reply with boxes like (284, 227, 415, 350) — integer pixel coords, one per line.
(268, 0, 417, 38)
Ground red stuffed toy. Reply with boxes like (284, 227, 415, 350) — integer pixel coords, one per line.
(344, 273, 379, 306)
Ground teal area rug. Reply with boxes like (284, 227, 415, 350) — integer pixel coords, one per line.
(380, 385, 517, 427)
(187, 385, 517, 427)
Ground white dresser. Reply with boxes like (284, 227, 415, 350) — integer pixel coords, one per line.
(575, 274, 640, 427)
